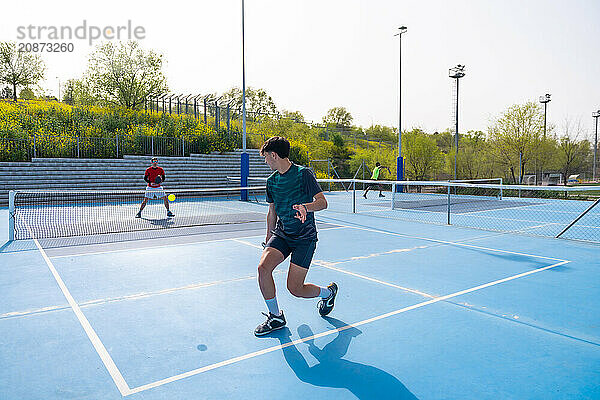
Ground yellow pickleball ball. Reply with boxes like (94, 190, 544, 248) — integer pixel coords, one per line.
(168, 194, 176, 202)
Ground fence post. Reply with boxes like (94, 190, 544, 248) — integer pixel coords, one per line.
(151, 135, 154, 156)
(327, 159, 331, 192)
(116, 134, 119, 158)
(215, 102, 220, 131)
(447, 183, 451, 225)
(182, 137, 185, 157)
(362, 160, 365, 190)
(227, 104, 231, 133)
(352, 181, 356, 213)
(33, 134, 37, 158)
(77, 136, 80, 158)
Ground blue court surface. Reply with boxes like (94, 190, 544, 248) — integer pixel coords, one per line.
(1, 195, 599, 399)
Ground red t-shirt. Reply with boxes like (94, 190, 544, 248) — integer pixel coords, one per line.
(145, 167, 165, 188)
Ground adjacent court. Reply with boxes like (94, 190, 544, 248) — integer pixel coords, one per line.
(0, 187, 599, 399)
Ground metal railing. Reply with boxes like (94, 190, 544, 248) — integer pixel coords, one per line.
(0, 131, 272, 161)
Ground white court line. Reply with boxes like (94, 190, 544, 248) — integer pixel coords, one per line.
(313, 260, 434, 298)
(452, 202, 548, 215)
(233, 238, 434, 267)
(4, 228, 497, 320)
(28, 217, 570, 396)
(26, 228, 132, 396)
(317, 218, 568, 262)
(48, 226, 348, 259)
(0, 271, 287, 320)
(126, 256, 569, 395)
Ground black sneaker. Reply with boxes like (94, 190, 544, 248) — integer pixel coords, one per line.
(318, 283, 338, 316)
(167, 211, 175, 217)
(135, 211, 141, 218)
(254, 311, 286, 336)
(379, 193, 385, 197)
(362, 193, 367, 199)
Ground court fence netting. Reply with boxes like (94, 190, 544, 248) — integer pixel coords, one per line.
(8, 179, 600, 245)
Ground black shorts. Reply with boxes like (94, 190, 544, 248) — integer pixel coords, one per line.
(266, 235, 317, 269)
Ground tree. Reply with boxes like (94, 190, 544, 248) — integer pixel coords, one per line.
(364, 125, 397, 142)
(19, 87, 35, 100)
(281, 110, 305, 123)
(488, 101, 544, 183)
(85, 41, 168, 109)
(432, 130, 453, 154)
(221, 87, 278, 119)
(455, 130, 496, 179)
(323, 107, 353, 127)
(402, 128, 444, 180)
(556, 118, 591, 184)
(62, 78, 97, 106)
(1, 85, 13, 99)
(0, 41, 45, 102)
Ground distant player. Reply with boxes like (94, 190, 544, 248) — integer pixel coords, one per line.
(254, 136, 338, 336)
(363, 162, 391, 198)
(136, 157, 174, 218)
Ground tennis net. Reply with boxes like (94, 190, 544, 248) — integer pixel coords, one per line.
(317, 178, 600, 243)
(9, 186, 267, 240)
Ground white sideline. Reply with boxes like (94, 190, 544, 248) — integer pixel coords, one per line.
(20, 218, 571, 396)
(28, 233, 132, 396)
(127, 251, 569, 395)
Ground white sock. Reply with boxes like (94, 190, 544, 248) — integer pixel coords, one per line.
(265, 297, 280, 316)
(319, 287, 332, 298)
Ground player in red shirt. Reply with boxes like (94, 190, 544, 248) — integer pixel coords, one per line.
(136, 157, 174, 218)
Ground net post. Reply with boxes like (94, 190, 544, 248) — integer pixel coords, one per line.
(499, 178, 503, 200)
(8, 190, 15, 241)
(352, 180, 356, 213)
(447, 183, 451, 225)
(391, 182, 396, 210)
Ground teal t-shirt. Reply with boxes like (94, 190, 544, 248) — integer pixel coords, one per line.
(266, 163, 323, 243)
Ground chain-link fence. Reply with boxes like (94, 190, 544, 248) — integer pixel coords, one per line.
(317, 178, 600, 244)
(144, 95, 394, 149)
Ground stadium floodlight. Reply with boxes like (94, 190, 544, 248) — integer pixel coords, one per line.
(449, 64, 466, 180)
(539, 93, 551, 138)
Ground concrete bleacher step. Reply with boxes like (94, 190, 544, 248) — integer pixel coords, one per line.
(0, 152, 271, 205)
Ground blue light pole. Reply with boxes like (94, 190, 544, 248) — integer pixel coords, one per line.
(240, 0, 249, 200)
(394, 26, 407, 184)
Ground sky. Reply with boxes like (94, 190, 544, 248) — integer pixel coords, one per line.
(1, 0, 599, 138)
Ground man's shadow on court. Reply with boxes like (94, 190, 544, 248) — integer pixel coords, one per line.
(273, 317, 418, 399)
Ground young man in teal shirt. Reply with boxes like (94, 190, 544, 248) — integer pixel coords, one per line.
(254, 136, 338, 336)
